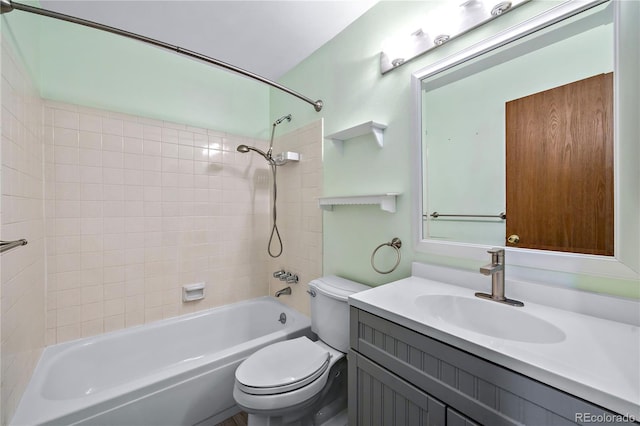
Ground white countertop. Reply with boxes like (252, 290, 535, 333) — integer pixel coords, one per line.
(349, 275, 640, 419)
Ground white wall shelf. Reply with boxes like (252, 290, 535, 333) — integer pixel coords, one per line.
(318, 193, 400, 213)
(326, 121, 387, 153)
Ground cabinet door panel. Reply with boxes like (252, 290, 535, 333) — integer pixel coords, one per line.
(447, 408, 481, 426)
(350, 350, 446, 426)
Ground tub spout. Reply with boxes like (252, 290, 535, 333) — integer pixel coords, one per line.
(275, 286, 291, 297)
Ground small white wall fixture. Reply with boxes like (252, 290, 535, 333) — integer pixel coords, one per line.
(326, 121, 387, 154)
(318, 193, 400, 213)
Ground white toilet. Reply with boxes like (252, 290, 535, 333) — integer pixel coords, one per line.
(233, 276, 369, 426)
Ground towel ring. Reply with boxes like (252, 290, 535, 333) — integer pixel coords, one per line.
(371, 238, 402, 274)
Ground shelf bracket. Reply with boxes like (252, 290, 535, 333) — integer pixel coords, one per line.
(371, 126, 385, 148)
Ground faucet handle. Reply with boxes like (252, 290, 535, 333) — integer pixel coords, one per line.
(487, 248, 504, 255)
(273, 270, 285, 278)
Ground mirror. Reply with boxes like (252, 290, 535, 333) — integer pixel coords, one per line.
(411, 0, 639, 280)
(422, 3, 613, 250)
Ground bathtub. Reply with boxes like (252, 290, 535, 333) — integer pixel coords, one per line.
(11, 297, 312, 426)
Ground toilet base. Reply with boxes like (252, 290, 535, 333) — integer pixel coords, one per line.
(246, 413, 298, 426)
(246, 408, 347, 426)
(317, 409, 348, 426)
(244, 358, 348, 426)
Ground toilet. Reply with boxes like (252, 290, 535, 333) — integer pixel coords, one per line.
(233, 276, 370, 426)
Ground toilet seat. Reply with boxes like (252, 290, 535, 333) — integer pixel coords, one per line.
(233, 338, 345, 413)
(235, 337, 330, 395)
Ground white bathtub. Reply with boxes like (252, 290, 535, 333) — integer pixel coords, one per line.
(11, 297, 312, 426)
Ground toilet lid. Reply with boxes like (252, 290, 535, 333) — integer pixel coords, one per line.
(235, 337, 330, 394)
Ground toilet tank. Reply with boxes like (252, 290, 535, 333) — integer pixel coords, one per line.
(308, 276, 370, 352)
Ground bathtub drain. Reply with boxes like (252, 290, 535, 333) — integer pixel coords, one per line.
(278, 312, 287, 324)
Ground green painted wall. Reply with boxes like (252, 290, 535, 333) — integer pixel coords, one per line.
(1, 1, 41, 81)
(3, 6, 269, 138)
(272, 1, 640, 298)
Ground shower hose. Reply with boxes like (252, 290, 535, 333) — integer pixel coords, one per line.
(268, 162, 283, 258)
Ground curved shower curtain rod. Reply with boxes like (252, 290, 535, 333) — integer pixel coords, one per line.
(0, 0, 324, 112)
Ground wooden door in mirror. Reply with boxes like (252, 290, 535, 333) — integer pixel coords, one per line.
(505, 73, 614, 256)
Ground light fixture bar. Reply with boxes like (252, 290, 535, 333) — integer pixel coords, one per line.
(380, 0, 530, 74)
(0, 0, 324, 112)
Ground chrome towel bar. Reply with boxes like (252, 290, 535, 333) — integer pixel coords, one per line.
(0, 239, 28, 254)
(427, 212, 506, 220)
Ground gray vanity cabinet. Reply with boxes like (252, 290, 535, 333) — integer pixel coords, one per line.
(348, 307, 630, 426)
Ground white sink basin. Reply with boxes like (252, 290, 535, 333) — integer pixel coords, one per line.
(416, 295, 566, 344)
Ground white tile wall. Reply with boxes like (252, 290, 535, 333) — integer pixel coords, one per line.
(268, 120, 324, 315)
(44, 102, 272, 344)
(1, 39, 46, 424)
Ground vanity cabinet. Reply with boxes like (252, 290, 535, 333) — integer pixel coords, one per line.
(348, 307, 629, 426)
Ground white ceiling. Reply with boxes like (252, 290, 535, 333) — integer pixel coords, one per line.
(39, 0, 378, 81)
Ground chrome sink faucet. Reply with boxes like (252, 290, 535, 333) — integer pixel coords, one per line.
(475, 248, 524, 307)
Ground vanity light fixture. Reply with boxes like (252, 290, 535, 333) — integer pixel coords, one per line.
(380, 0, 530, 74)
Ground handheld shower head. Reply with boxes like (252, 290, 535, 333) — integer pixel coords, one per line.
(236, 144, 273, 163)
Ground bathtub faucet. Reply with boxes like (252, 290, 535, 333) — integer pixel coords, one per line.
(274, 270, 299, 284)
(275, 287, 291, 297)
